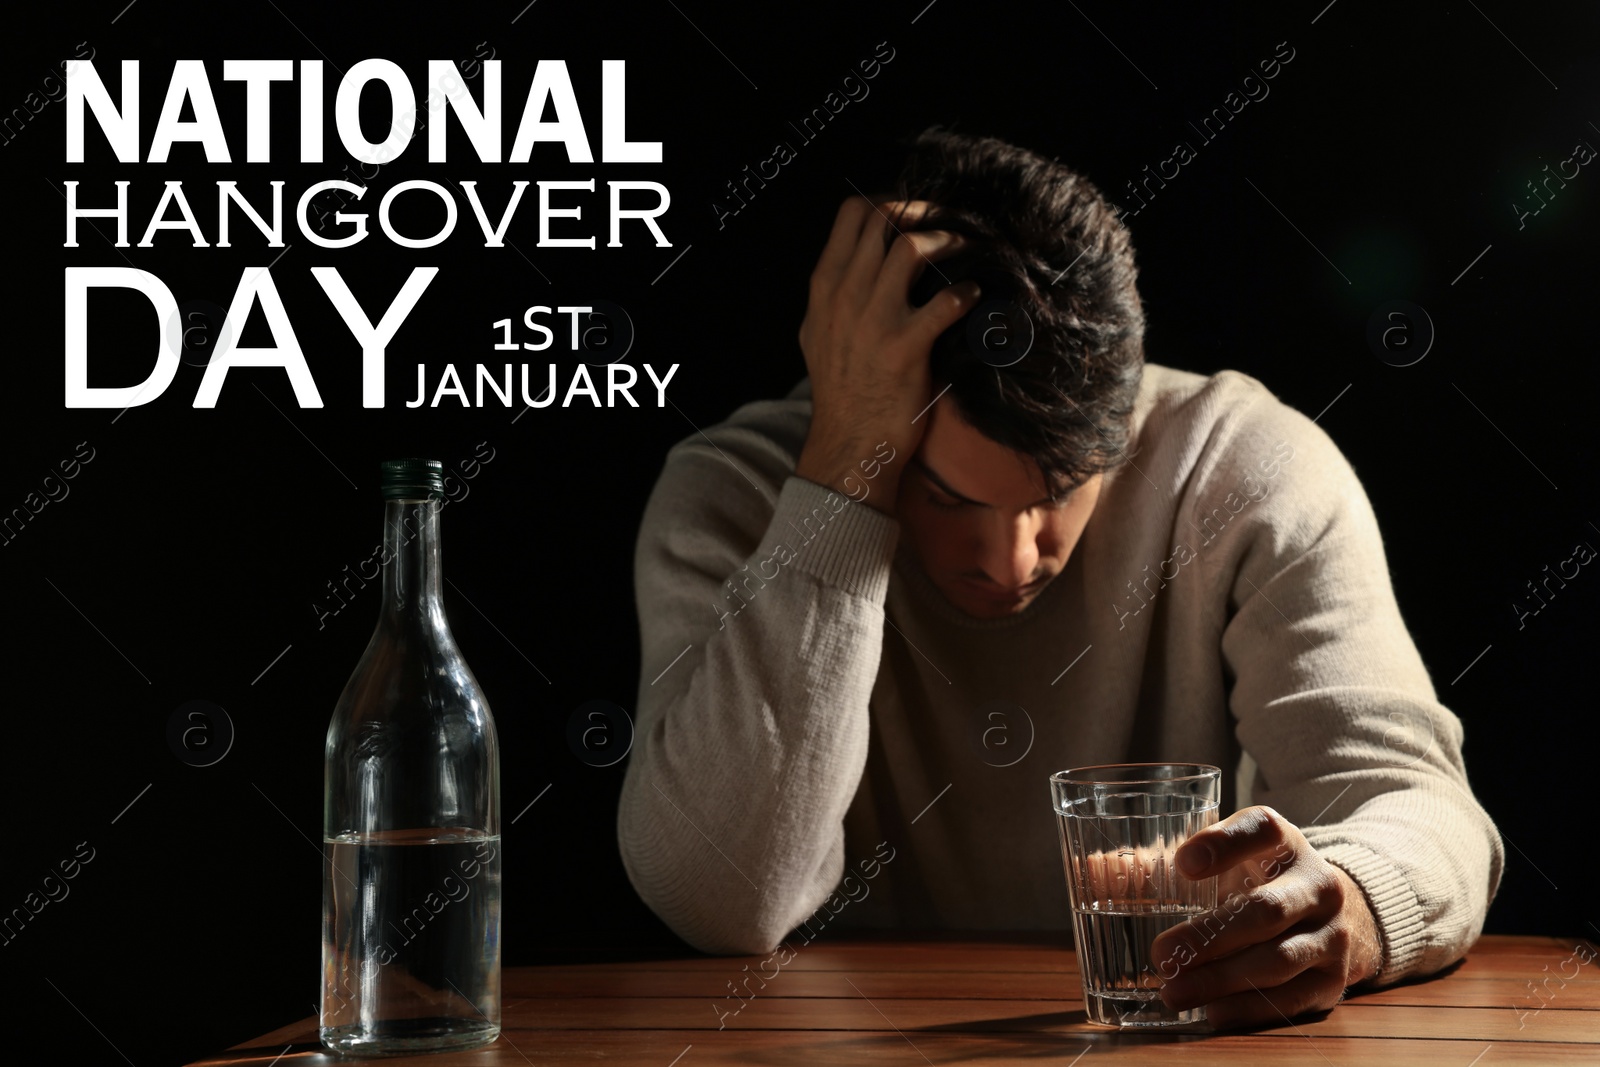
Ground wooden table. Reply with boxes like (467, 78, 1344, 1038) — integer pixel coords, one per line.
(187, 933, 1598, 1065)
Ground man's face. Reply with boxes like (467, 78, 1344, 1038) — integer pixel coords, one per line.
(895, 392, 1103, 620)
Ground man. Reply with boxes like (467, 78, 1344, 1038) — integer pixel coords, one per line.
(617, 127, 1503, 1028)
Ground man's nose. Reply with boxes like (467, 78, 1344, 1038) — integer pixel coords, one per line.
(978, 511, 1046, 588)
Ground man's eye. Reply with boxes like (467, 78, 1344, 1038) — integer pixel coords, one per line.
(926, 494, 964, 511)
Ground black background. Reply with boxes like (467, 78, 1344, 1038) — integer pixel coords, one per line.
(2, 2, 1595, 1064)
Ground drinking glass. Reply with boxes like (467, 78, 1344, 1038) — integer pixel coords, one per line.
(1050, 763, 1221, 1028)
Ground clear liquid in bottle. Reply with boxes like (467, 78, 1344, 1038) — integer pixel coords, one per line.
(321, 829, 501, 1052)
(320, 459, 501, 1054)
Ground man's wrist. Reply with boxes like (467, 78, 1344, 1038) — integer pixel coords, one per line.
(1331, 864, 1385, 988)
(795, 439, 903, 517)
(792, 468, 901, 517)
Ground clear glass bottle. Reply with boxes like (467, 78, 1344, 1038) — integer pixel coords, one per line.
(320, 458, 501, 1055)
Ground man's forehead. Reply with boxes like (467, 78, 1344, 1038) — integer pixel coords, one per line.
(913, 393, 1081, 504)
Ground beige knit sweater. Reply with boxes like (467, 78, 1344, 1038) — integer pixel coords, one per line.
(617, 362, 1504, 985)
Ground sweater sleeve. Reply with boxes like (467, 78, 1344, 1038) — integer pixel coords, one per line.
(616, 419, 901, 954)
(1208, 385, 1504, 986)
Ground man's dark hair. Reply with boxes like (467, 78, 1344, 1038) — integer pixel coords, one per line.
(893, 126, 1146, 495)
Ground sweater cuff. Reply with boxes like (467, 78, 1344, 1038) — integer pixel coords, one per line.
(1317, 841, 1427, 985)
(766, 476, 900, 603)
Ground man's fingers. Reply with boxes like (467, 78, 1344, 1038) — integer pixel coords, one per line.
(1192, 965, 1343, 1031)
(1159, 929, 1326, 1012)
(1177, 805, 1297, 880)
(811, 197, 876, 288)
(804, 196, 971, 366)
(906, 279, 982, 347)
(837, 204, 907, 301)
(1150, 869, 1328, 971)
(875, 198, 936, 232)
(813, 196, 905, 300)
(841, 199, 943, 300)
(872, 228, 965, 310)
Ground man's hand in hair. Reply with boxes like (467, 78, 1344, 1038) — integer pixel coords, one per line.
(794, 196, 981, 517)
